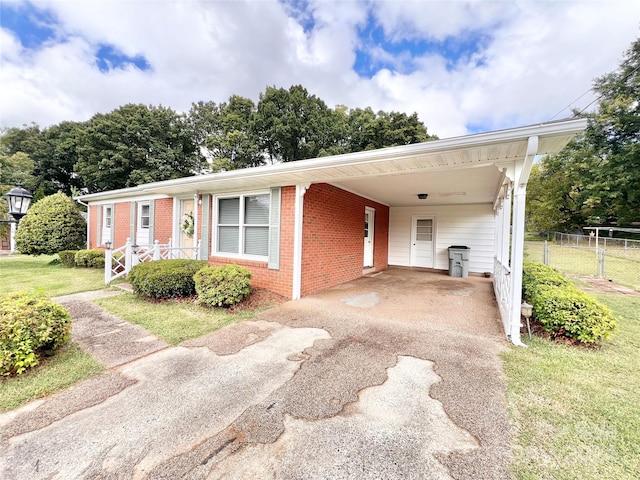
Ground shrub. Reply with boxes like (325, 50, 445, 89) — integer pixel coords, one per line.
(523, 262, 616, 344)
(0, 292, 72, 376)
(129, 259, 208, 299)
(74, 249, 105, 268)
(194, 264, 252, 307)
(15, 192, 86, 255)
(58, 250, 78, 267)
(529, 284, 617, 344)
(522, 261, 570, 298)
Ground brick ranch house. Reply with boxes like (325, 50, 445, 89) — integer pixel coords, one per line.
(78, 119, 586, 345)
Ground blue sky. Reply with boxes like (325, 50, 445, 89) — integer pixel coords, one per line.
(1, 0, 639, 137)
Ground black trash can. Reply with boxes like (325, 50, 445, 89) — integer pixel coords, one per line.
(448, 246, 470, 277)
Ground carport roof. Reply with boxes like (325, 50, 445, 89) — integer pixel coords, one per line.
(77, 118, 587, 206)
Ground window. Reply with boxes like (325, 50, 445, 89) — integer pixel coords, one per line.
(140, 204, 150, 229)
(104, 206, 112, 229)
(415, 219, 433, 242)
(217, 194, 269, 257)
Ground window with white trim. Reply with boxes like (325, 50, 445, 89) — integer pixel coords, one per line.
(140, 204, 150, 229)
(217, 193, 269, 257)
(104, 206, 112, 229)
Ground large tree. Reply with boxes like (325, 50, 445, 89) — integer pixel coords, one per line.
(75, 104, 199, 192)
(253, 85, 340, 163)
(527, 37, 640, 232)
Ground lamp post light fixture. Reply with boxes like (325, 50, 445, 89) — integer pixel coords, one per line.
(104, 240, 112, 250)
(521, 301, 533, 340)
(3, 186, 33, 224)
(131, 244, 139, 254)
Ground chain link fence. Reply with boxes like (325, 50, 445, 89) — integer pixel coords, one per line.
(525, 234, 640, 291)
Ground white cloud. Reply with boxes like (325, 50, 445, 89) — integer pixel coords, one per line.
(1, 0, 639, 138)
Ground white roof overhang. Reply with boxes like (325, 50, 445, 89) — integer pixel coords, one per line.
(77, 118, 587, 207)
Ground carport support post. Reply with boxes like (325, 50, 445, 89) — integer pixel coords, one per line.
(508, 136, 538, 346)
(292, 184, 310, 300)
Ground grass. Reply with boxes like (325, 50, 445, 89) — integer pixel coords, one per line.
(0, 254, 105, 296)
(525, 242, 640, 291)
(503, 292, 640, 479)
(95, 293, 260, 345)
(0, 343, 104, 413)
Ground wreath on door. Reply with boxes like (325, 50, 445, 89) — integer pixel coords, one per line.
(180, 212, 194, 237)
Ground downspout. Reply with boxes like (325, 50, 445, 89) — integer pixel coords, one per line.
(292, 184, 310, 300)
(193, 193, 199, 257)
(508, 135, 538, 346)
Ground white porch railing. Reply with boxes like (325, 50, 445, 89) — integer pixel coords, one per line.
(493, 256, 511, 335)
(104, 237, 202, 284)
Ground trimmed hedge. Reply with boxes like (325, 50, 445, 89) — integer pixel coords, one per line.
(74, 249, 105, 268)
(194, 264, 252, 307)
(58, 250, 78, 267)
(129, 259, 208, 299)
(0, 292, 72, 376)
(523, 262, 616, 344)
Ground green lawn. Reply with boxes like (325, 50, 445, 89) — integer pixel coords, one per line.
(94, 293, 259, 345)
(0, 254, 105, 296)
(503, 292, 640, 479)
(0, 343, 104, 413)
(525, 242, 640, 291)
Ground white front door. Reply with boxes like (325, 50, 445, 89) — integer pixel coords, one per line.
(101, 205, 112, 245)
(136, 202, 150, 246)
(179, 199, 195, 249)
(364, 207, 375, 267)
(410, 216, 434, 268)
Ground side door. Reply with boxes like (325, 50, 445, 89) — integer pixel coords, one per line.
(410, 216, 435, 268)
(364, 207, 375, 268)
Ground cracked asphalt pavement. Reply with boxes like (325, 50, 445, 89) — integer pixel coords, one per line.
(0, 269, 513, 479)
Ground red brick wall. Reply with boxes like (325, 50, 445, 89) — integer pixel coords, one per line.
(153, 198, 173, 244)
(88, 205, 99, 249)
(114, 202, 131, 247)
(208, 186, 295, 298)
(300, 183, 389, 296)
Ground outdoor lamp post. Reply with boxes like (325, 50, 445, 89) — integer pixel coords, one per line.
(521, 301, 533, 340)
(4, 186, 33, 224)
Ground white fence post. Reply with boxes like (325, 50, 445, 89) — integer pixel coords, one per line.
(196, 239, 202, 260)
(125, 238, 132, 274)
(153, 239, 161, 261)
(104, 247, 113, 284)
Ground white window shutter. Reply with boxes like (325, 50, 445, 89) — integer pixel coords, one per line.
(148, 200, 155, 242)
(96, 205, 102, 247)
(268, 187, 281, 270)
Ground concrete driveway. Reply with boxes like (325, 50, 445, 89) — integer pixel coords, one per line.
(0, 268, 512, 479)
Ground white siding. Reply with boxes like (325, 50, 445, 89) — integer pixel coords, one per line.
(389, 204, 495, 273)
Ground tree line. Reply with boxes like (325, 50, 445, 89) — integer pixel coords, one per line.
(0, 84, 436, 198)
(526, 37, 640, 232)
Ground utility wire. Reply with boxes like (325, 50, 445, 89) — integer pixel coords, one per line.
(548, 61, 640, 121)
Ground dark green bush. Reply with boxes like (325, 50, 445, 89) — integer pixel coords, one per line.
(74, 249, 105, 268)
(58, 250, 78, 267)
(0, 292, 72, 376)
(89, 250, 105, 268)
(523, 262, 616, 344)
(15, 192, 86, 255)
(194, 264, 252, 307)
(129, 259, 208, 299)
